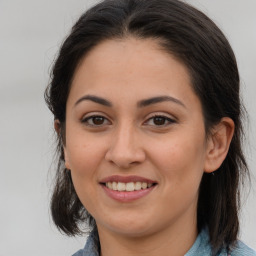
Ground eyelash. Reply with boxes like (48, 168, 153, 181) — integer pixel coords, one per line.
(81, 115, 110, 126)
(145, 115, 176, 127)
(81, 114, 176, 128)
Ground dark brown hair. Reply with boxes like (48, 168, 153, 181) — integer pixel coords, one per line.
(45, 0, 248, 252)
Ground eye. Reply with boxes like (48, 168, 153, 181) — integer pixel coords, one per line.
(145, 115, 176, 127)
(81, 115, 110, 127)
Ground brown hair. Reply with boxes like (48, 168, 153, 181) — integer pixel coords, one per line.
(45, 0, 249, 252)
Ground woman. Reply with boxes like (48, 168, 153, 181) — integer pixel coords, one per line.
(45, 0, 256, 255)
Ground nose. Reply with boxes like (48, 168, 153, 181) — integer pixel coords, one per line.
(105, 124, 146, 169)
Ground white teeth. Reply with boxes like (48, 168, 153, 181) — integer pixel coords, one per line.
(135, 181, 142, 190)
(126, 182, 135, 192)
(112, 181, 117, 190)
(105, 181, 154, 191)
(117, 182, 126, 191)
(107, 182, 112, 189)
(142, 182, 147, 189)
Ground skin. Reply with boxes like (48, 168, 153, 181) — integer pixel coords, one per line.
(62, 38, 234, 256)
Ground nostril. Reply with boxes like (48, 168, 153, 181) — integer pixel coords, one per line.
(104, 140, 146, 168)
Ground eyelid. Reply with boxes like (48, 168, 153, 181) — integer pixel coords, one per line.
(143, 113, 177, 126)
(81, 113, 112, 127)
(81, 111, 111, 121)
(80, 112, 176, 128)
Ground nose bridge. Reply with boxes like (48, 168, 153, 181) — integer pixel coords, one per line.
(105, 120, 145, 168)
(116, 120, 134, 147)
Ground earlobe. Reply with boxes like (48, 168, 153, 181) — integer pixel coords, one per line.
(204, 117, 235, 173)
(54, 119, 61, 134)
(63, 146, 71, 170)
(54, 120, 71, 170)
(64, 154, 71, 170)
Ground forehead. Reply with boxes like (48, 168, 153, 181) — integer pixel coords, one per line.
(68, 37, 199, 110)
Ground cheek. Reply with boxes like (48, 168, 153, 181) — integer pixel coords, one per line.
(65, 133, 104, 178)
(150, 136, 206, 186)
(65, 137, 104, 208)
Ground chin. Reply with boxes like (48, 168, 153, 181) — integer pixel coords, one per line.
(110, 225, 153, 238)
(98, 215, 155, 238)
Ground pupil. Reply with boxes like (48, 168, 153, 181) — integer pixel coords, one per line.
(154, 117, 165, 125)
(93, 116, 104, 125)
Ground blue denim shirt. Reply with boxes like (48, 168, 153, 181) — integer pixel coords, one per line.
(73, 228, 256, 256)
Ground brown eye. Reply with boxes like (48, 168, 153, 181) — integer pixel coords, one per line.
(153, 116, 166, 126)
(145, 115, 176, 127)
(82, 115, 110, 126)
(92, 116, 105, 125)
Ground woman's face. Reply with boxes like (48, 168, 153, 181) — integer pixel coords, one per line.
(64, 38, 212, 238)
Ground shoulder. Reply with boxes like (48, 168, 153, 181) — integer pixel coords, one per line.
(186, 227, 256, 256)
(72, 230, 100, 256)
(228, 240, 256, 256)
(72, 249, 85, 256)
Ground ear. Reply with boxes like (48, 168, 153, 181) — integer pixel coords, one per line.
(54, 119, 61, 134)
(54, 119, 71, 170)
(204, 117, 235, 173)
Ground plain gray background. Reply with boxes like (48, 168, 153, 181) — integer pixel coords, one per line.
(0, 1, 255, 255)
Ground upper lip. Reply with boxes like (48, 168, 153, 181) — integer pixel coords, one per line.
(99, 175, 157, 184)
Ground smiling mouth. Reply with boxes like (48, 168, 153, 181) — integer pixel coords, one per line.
(103, 181, 156, 192)
(100, 176, 158, 201)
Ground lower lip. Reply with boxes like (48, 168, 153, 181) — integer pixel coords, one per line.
(101, 184, 156, 202)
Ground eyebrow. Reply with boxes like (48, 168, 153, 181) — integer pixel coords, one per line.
(74, 94, 186, 108)
(75, 95, 112, 107)
(137, 96, 186, 108)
